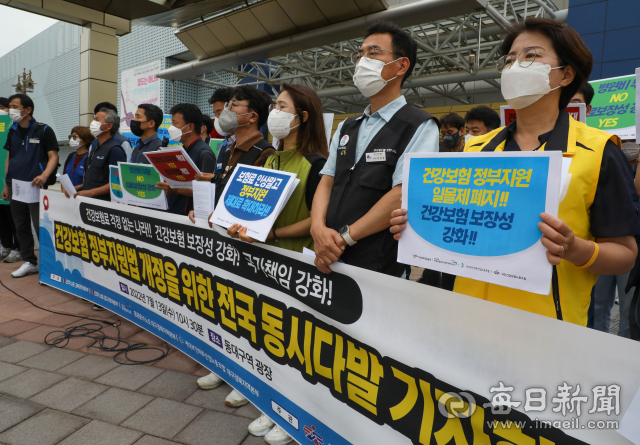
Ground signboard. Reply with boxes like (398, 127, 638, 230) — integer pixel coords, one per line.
(39, 192, 640, 445)
(109, 166, 124, 204)
(210, 165, 298, 242)
(0, 115, 10, 204)
(588, 74, 636, 140)
(122, 114, 181, 150)
(118, 163, 167, 210)
(119, 60, 162, 135)
(500, 104, 587, 127)
(144, 147, 201, 189)
(398, 152, 562, 295)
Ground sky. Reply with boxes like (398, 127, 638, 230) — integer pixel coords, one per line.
(0, 6, 58, 58)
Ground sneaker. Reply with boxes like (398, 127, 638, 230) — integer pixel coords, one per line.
(4, 250, 21, 263)
(11, 261, 38, 278)
(93, 305, 105, 311)
(225, 388, 249, 407)
(0, 246, 8, 260)
(197, 372, 224, 390)
(248, 414, 275, 437)
(81, 299, 92, 304)
(264, 425, 293, 445)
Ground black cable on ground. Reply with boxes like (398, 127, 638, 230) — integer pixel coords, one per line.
(0, 279, 168, 365)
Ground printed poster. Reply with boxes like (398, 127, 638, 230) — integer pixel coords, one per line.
(118, 163, 167, 210)
(119, 60, 161, 136)
(588, 74, 636, 139)
(398, 152, 562, 295)
(144, 147, 201, 189)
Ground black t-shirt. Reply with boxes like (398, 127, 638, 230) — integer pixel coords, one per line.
(503, 128, 640, 239)
(13, 124, 59, 153)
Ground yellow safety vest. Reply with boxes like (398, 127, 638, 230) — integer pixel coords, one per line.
(454, 111, 620, 326)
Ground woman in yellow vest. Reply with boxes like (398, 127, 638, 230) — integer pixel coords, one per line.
(390, 18, 640, 327)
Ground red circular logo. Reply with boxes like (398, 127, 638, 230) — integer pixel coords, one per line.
(43, 196, 49, 211)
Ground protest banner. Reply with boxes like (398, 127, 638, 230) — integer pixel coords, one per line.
(398, 152, 562, 295)
(119, 60, 161, 136)
(109, 166, 124, 204)
(144, 147, 201, 189)
(0, 115, 10, 204)
(39, 192, 640, 445)
(588, 74, 636, 140)
(210, 165, 298, 242)
(117, 163, 167, 210)
(500, 104, 586, 127)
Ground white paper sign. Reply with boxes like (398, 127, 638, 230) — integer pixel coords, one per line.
(192, 180, 216, 222)
(56, 174, 77, 197)
(11, 179, 40, 203)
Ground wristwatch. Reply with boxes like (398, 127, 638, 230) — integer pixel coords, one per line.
(339, 225, 357, 246)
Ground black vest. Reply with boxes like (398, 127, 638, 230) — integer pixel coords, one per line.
(326, 104, 436, 276)
(167, 138, 214, 215)
(83, 137, 121, 201)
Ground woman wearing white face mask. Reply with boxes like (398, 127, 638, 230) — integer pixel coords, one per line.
(61, 126, 94, 198)
(391, 18, 640, 327)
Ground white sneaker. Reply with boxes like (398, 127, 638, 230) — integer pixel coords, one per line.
(265, 425, 293, 445)
(196, 372, 224, 390)
(225, 388, 249, 407)
(11, 262, 38, 278)
(4, 250, 21, 263)
(248, 414, 275, 436)
(0, 246, 8, 259)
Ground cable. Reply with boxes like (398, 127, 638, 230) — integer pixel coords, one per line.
(0, 279, 168, 365)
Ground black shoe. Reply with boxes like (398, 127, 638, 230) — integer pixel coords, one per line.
(93, 304, 105, 311)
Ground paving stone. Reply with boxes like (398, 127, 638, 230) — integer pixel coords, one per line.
(234, 402, 262, 420)
(122, 398, 203, 439)
(17, 347, 84, 372)
(0, 341, 49, 363)
(58, 420, 143, 445)
(138, 370, 199, 402)
(182, 384, 237, 414)
(0, 408, 89, 445)
(57, 354, 120, 380)
(174, 409, 252, 445)
(0, 369, 66, 399)
(0, 336, 16, 349)
(73, 387, 153, 425)
(152, 350, 201, 375)
(0, 362, 27, 383)
(30, 377, 109, 412)
(0, 396, 45, 433)
(134, 436, 183, 445)
(0, 320, 40, 337)
(241, 435, 266, 445)
(95, 364, 164, 391)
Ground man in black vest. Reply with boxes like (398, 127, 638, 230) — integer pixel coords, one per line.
(156, 103, 216, 215)
(129, 104, 163, 164)
(1, 93, 59, 278)
(311, 21, 439, 276)
(77, 108, 127, 200)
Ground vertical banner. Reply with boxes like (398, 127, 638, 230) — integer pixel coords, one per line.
(0, 115, 10, 204)
(588, 74, 636, 139)
(119, 60, 162, 146)
(398, 152, 562, 295)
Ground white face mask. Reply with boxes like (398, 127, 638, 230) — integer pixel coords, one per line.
(0, 110, 8, 116)
(268, 109, 299, 140)
(353, 56, 401, 97)
(9, 108, 24, 123)
(464, 134, 475, 144)
(214, 117, 228, 137)
(90, 120, 105, 137)
(501, 61, 564, 110)
(168, 124, 191, 142)
(69, 138, 83, 149)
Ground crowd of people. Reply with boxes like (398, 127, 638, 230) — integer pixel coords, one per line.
(1, 17, 640, 445)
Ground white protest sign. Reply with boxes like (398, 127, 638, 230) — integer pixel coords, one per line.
(56, 174, 76, 197)
(192, 180, 216, 222)
(11, 179, 39, 203)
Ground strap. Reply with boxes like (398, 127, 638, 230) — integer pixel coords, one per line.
(552, 265, 563, 320)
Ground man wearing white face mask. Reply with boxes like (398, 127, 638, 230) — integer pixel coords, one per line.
(156, 103, 216, 215)
(310, 21, 439, 276)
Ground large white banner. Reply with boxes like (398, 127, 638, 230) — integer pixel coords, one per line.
(39, 192, 640, 445)
(119, 60, 162, 134)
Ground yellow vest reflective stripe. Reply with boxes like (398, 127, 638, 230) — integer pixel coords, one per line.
(454, 111, 620, 326)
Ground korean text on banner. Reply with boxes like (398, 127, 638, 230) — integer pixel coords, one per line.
(398, 152, 562, 295)
(40, 193, 640, 445)
(210, 165, 298, 242)
(144, 147, 201, 189)
(11, 179, 40, 203)
(110, 166, 124, 204)
(118, 163, 167, 210)
(588, 74, 636, 140)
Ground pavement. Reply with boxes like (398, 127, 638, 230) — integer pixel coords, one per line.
(0, 255, 269, 445)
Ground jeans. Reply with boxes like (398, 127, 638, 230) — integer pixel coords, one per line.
(588, 272, 632, 338)
(0, 204, 19, 249)
(7, 186, 39, 265)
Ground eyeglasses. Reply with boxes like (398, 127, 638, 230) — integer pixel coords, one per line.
(68, 135, 78, 140)
(225, 101, 250, 111)
(350, 46, 403, 64)
(496, 47, 560, 73)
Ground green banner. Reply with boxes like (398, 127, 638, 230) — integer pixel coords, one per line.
(588, 75, 636, 139)
(209, 138, 225, 158)
(0, 115, 11, 205)
(120, 163, 162, 200)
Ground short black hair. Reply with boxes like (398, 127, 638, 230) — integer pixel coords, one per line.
(8, 94, 34, 116)
(0, 97, 9, 108)
(138, 104, 163, 131)
(363, 20, 417, 86)
(169, 103, 203, 135)
(202, 114, 214, 135)
(231, 86, 272, 129)
(578, 82, 595, 106)
(209, 87, 233, 105)
(465, 106, 501, 132)
(440, 112, 465, 130)
(94, 102, 117, 115)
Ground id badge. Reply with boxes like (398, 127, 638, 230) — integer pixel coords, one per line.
(29, 138, 40, 144)
(365, 152, 386, 162)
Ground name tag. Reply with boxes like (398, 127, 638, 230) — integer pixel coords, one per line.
(365, 152, 386, 162)
(29, 138, 40, 144)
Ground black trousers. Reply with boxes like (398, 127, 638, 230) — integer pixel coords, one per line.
(7, 187, 39, 265)
(419, 268, 456, 291)
(0, 204, 19, 250)
(630, 287, 640, 341)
